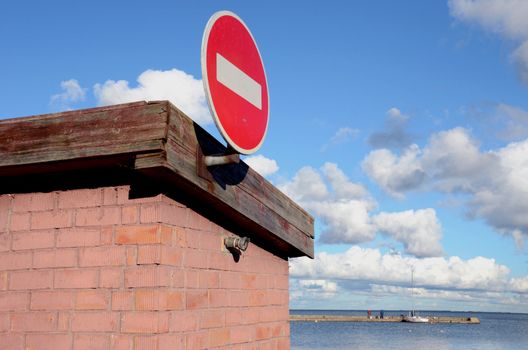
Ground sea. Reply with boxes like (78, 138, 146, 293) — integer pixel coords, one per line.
(290, 310, 528, 350)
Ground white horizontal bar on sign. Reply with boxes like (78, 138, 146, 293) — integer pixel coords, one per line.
(216, 53, 262, 110)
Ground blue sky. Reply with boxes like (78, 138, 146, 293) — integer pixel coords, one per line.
(2, 1, 528, 312)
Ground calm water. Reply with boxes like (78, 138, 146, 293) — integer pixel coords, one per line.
(290, 310, 528, 350)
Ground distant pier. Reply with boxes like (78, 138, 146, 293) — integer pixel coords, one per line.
(290, 315, 480, 324)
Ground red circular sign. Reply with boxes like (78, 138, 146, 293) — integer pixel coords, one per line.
(201, 11, 269, 155)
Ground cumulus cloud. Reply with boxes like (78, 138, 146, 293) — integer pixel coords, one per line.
(290, 246, 526, 294)
(362, 127, 528, 247)
(290, 279, 339, 301)
(449, 0, 528, 83)
(368, 107, 414, 150)
(93, 68, 211, 124)
(244, 154, 279, 177)
(280, 162, 443, 257)
(373, 209, 443, 257)
(50, 79, 86, 110)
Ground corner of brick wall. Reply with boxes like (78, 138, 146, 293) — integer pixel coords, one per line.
(0, 186, 290, 350)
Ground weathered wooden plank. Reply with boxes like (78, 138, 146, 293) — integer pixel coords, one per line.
(166, 105, 314, 239)
(0, 102, 168, 167)
(156, 105, 313, 257)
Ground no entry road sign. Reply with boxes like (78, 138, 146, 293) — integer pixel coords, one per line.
(201, 11, 269, 155)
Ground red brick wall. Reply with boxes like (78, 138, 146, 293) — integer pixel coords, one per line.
(0, 186, 290, 349)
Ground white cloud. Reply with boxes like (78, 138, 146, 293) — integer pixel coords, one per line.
(362, 144, 425, 198)
(362, 127, 528, 247)
(321, 126, 359, 152)
(244, 154, 279, 177)
(291, 279, 339, 301)
(290, 246, 526, 294)
(449, 0, 528, 83)
(50, 79, 86, 110)
(93, 68, 211, 125)
(372, 209, 443, 257)
(280, 162, 443, 256)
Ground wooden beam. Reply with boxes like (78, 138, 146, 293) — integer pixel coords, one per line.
(0, 101, 314, 258)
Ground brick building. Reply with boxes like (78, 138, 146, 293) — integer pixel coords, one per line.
(0, 101, 313, 349)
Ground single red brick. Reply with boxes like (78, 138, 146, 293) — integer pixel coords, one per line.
(112, 290, 134, 311)
(208, 328, 230, 348)
(12, 230, 55, 250)
(255, 325, 271, 340)
(208, 289, 228, 309)
(0, 313, 8, 331)
(116, 225, 159, 245)
(160, 225, 172, 245)
(71, 312, 119, 332)
(9, 212, 30, 231)
(75, 290, 108, 310)
(74, 334, 110, 350)
(26, 334, 71, 350)
(30, 290, 74, 310)
(126, 246, 137, 265)
(124, 266, 171, 288)
(100, 267, 122, 288)
(79, 246, 126, 267)
(158, 334, 185, 350)
(172, 269, 184, 288)
(101, 226, 113, 245)
(58, 189, 101, 209)
(0, 271, 7, 290)
(57, 311, 70, 331)
(0, 251, 32, 270)
(200, 309, 225, 329)
(54, 269, 98, 289)
(249, 290, 267, 307)
(173, 227, 187, 248)
(161, 246, 182, 266)
(140, 203, 161, 223)
(13, 192, 54, 212)
(76, 207, 120, 226)
(111, 334, 132, 350)
(33, 249, 77, 268)
(186, 290, 208, 310)
(121, 311, 169, 333)
(160, 203, 188, 227)
(133, 336, 158, 350)
(56, 227, 100, 247)
(10, 311, 57, 331)
(230, 325, 253, 344)
(10, 270, 53, 290)
(122, 205, 139, 224)
(0, 232, 10, 252)
(31, 210, 72, 229)
(185, 331, 208, 350)
(103, 187, 118, 205)
(170, 310, 199, 332)
(0, 291, 28, 311)
(137, 245, 161, 265)
(135, 289, 184, 311)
